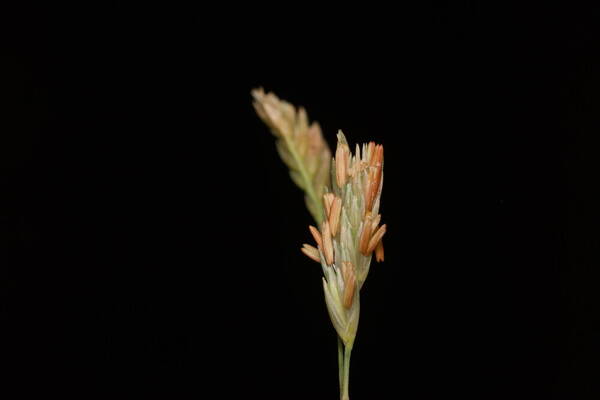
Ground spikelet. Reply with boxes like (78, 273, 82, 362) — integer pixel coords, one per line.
(252, 88, 331, 224)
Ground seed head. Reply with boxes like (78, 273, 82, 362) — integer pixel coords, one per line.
(330, 131, 386, 288)
(359, 215, 374, 255)
(329, 196, 342, 237)
(367, 224, 387, 254)
(341, 262, 357, 309)
(323, 193, 335, 218)
(321, 221, 334, 266)
(335, 144, 349, 188)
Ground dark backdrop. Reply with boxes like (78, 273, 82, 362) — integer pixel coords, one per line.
(2, 3, 599, 399)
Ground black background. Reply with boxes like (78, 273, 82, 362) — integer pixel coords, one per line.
(2, 3, 599, 399)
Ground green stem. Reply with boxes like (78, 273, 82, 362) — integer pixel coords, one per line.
(342, 344, 352, 400)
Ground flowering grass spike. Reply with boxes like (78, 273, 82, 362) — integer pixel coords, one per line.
(253, 90, 385, 400)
